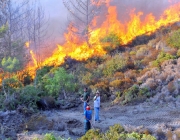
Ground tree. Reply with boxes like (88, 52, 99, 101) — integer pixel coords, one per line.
(1, 57, 21, 73)
(63, 0, 104, 47)
(42, 67, 77, 99)
(25, 1, 50, 67)
(0, 0, 31, 65)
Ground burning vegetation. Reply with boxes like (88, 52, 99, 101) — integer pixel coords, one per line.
(24, 0, 180, 78)
(0, 0, 180, 111)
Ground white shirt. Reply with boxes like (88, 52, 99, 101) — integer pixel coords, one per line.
(94, 96, 100, 108)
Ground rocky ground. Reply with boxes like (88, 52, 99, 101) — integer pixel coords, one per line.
(1, 98, 180, 140)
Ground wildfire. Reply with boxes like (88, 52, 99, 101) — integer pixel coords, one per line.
(26, 1, 180, 78)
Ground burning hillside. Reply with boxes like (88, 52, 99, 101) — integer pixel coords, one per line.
(26, 0, 180, 77)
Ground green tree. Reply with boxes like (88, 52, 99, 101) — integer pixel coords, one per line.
(1, 57, 21, 73)
(0, 24, 8, 37)
(42, 67, 77, 98)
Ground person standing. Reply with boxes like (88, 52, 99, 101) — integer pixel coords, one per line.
(93, 90, 100, 122)
(80, 87, 90, 112)
(84, 105, 92, 134)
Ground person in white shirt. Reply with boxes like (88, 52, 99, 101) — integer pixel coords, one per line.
(93, 90, 100, 122)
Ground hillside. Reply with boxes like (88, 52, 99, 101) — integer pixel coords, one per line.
(0, 22, 180, 140)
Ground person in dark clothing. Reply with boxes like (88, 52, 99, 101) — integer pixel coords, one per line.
(80, 87, 90, 112)
(84, 105, 92, 134)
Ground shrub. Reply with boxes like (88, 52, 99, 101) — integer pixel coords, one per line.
(102, 54, 127, 77)
(167, 81, 176, 93)
(79, 124, 156, 140)
(43, 133, 56, 140)
(152, 51, 176, 68)
(42, 67, 77, 98)
(123, 85, 139, 104)
(100, 33, 121, 52)
(110, 79, 122, 88)
(130, 51, 136, 55)
(136, 45, 149, 59)
(177, 49, 180, 57)
(79, 129, 102, 140)
(19, 85, 40, 108)
(103, 124, 125, 140)
(33, 133, 71, 140)
(36, 66, 52, 85)
(166, 29, 180, 48)
(114, 72, 124, 79)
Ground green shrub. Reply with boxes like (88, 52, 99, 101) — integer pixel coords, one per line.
(79, 124, 156, 140)
(166, 29, 180, 48)
(79, 129, 102, 140)
(33, 133, 71, 140)
(43, 133, 56, 140)
(130, 51, 136, 55)
(42, 67, 77, 98)
(103, 54, 127, 77)
(2, 77, 23, 95)
(100, 33, 121, 52)
(19, 85, 40, 108)
(177, 49, 180, 57)
(152, 51, 176, 68)
(122, 85, 150, 104)
(35, 66, 53, 86)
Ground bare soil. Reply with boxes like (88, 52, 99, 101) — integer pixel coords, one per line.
(17, 100, 180, 140)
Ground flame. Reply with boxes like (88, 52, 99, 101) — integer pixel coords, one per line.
(24, 1, 180, 78)
(25, 42, 38, 68)
(29, 50, 38, 68)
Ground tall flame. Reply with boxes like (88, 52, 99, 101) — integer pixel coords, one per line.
(25, 1, 180, 78)
(25, 42, 38, 68)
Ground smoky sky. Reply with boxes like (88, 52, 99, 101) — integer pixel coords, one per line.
(15, 0, 179, 46)
(110, 0, 179, 22)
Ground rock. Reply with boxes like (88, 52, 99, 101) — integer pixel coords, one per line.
(69, 128, 84, 136)
(36, 96, 55, 110)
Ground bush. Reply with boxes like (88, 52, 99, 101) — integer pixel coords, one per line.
(79, 129, 102, 140)
(79, 124, 156, 140)
(166, 29, 180, 48)
(42, 67, 77, 98)
(2, 77, 23, 95)
(136, 45, 149, 59)
(100, 33, 121, 52)
(36, 66, 53, 86)
(33, 133, 71, 140)
(103, 54, 127, 77)
(19, 85, 40, 108)
(152, 51, 176, 68)
(122, 85, 150, 104)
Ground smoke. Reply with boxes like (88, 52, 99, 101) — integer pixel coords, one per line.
(38, 0, 179, 43)
(110, 0, 178, 22)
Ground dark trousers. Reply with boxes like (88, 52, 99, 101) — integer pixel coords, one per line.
(84, 121, 91, 133)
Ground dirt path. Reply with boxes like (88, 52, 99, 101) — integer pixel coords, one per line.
(17, 101, 180, 140)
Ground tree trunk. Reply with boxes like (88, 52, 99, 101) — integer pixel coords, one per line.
(63, 89, 67, 99)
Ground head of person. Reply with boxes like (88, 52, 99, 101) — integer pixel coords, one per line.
(84, 87, 88, 92)
(96, 90, 100, 96)
(86, 105, 90, 110)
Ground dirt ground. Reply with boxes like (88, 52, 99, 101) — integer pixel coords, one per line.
(17, 100, 180, 140)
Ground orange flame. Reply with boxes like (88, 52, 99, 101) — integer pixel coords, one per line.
(25, 42, 38, 68)
(25, 1, 180, 78)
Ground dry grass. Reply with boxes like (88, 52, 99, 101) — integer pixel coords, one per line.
(166, 130, 173, 140)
